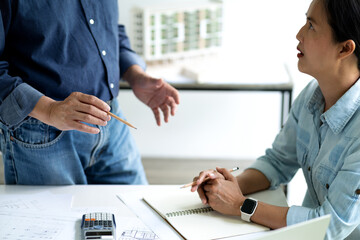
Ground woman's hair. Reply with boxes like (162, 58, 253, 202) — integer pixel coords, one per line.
(323, 0, 360, 70)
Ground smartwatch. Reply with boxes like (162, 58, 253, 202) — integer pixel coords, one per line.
(240, 198, 258, 222)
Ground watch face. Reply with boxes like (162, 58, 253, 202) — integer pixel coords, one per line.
(241, 199, 257, 214)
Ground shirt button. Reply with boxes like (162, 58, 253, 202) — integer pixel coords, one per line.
(89, 19, 95, 25)
(325, 184, 329, 189)
(308, 166, 311, 171)
(102, 50, 107, 56)
(110, 83, 114, 89)
(356, 189, 360, 195)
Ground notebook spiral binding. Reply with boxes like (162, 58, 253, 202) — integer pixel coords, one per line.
(165, 206, 214, 218)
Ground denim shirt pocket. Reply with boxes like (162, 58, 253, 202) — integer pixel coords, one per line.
(314, 164, 337, 203)
(9, 117, 64, 148)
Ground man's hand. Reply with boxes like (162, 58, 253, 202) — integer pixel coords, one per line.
(123, 65, 180, 126)
(29, 92, 111, 134)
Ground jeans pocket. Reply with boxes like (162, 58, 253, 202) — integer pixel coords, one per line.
(10, 117, 64, 148)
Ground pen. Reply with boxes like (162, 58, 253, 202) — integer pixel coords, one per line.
(180, 167, 240, 189)
(107, 111, 137, 129)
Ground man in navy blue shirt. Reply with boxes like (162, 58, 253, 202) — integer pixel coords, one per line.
(0, 1, 180, 184)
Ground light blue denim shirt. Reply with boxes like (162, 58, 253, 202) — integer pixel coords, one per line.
(250, 79, 360, 239)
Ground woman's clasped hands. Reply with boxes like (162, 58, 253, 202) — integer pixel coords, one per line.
(190, 167, 246, 216)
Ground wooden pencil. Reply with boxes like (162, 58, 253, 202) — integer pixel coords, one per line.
(107, 111, 137, 129)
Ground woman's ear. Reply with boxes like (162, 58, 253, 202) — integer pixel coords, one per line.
(339, 40, 356, 59)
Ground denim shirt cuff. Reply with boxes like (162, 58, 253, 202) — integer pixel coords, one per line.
(248, 158, 283, 190)
(119, 51, 146, 78)
(0, 83, 43, 127)
(287, 205, 311, 226)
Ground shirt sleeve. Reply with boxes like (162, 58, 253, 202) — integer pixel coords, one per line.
(118, 24, 146, 78)
(0, 3, 44, 127)
(287, 153, 360, 239)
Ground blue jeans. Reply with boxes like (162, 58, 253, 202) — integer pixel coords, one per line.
(0, 99, 148, 185)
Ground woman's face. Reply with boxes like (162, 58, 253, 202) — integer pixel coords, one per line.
(296, 0, 339, 78)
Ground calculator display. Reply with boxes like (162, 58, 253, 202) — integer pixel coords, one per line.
(86, 231, 112, 236)
(81, 212, 116, 240)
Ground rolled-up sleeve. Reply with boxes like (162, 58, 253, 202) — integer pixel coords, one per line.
(0, 4, 44, 127)
(286, 205, 311, 225)
(251, 129, 360, 239)
(118, 24, 146, 77)
(287, 158, 360, 239)
(0, 83, 43, 127)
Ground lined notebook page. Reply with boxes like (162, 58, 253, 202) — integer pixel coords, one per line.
(143, 189, 274, 240)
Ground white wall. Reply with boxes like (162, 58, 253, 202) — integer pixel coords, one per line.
(118, 0, 313, 205)
(118, 0, 313, 160)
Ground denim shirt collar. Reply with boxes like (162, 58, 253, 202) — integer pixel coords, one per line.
(306, 78, 360, 135)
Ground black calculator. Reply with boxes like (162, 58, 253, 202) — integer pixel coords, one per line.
(81, 212, 116, 240)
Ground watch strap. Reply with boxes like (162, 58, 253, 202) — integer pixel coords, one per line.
(240, 198, 258, 222)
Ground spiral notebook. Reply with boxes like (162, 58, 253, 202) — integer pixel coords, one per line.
(143, 189, 284, 240)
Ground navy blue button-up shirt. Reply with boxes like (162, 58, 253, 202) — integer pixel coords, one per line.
(0, 0, 145, 127)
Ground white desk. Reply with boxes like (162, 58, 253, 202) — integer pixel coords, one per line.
(0, 185, 287, 240)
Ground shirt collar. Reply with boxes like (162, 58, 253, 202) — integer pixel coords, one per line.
(307, 78, 360, 135)
(306, 85, 324, 115)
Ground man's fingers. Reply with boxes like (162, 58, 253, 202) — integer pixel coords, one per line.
(70, 121, 100, 134)
(76, 102, 110, 122)
(160, 104, 169, 123)
(167, 83, 180, 104)
(166, 97, 177, 116)
(73, 112, 108, 126)
(152, 107, 161, 126)
(72, 92, 110, 112)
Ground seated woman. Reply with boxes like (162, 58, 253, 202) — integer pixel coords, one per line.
(191, 0, 360, 239)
